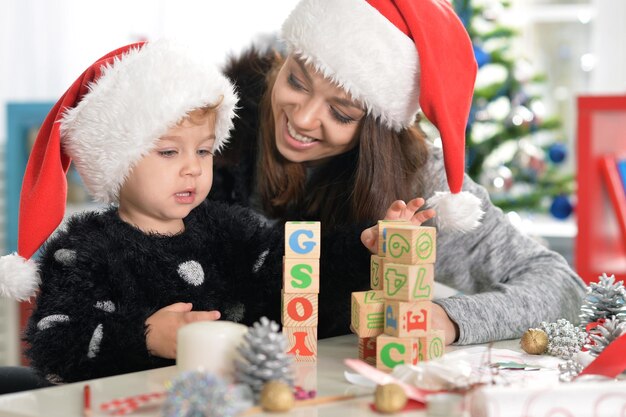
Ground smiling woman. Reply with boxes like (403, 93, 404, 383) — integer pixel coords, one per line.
(210, 0, 586, 345)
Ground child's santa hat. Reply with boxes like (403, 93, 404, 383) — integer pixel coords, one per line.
(281, 0, 484, 231)
(0, 39, 238, 301)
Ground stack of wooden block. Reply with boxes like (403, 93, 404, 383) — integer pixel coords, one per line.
(282, 221, 320, 362)
(352, 221, 445, 370)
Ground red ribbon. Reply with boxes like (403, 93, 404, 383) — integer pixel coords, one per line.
(578, 332, 626, 378)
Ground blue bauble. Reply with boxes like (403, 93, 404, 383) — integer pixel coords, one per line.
(550, 195, 573, 219)
(473, 45, 491, 68)
(548, 143, 567, 164)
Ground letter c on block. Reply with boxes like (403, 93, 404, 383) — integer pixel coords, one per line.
(381, 342, 405, 368)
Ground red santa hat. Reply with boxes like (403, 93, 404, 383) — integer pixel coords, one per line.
(0, 39, 238, 301)
(281, 0, 484, 231)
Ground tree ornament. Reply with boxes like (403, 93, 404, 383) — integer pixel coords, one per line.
(585, 316, 626, 357)
(260, 381, 295, 412)
(548, 143, 567, 164)
(579, 273, 626, 328)
(234, 317, 294, 399)
(473, 44, 491, 68)
(479, 165, 514, 197)
(520, 328, 549, 354)
(549, 195, 573, 220)
(374, 383, 408, 414)
(162, 371, 252, 417)
(558, 359, 584, 383)
(540, 319, 587, 359)
(512, 140, 546, 181)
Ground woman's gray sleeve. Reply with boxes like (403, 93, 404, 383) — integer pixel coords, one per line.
(423, 148, 586, 345)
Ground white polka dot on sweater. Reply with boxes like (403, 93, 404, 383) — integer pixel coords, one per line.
(177, 260, 205, 286)
(37, 314, 70, 331)
(224, 303, 245, 322)
(94, 300, 116, 313)
(87, 324, 103, 359)
(54, 249, 77, 265)
(252, 249, 269, 273)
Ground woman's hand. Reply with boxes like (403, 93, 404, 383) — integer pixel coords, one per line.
(431, 303, 459, 345)
(360, 197, 436, 254)
(145, 302, 220, 359)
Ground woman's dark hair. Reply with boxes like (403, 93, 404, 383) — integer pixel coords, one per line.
(257, 57, 429, 228)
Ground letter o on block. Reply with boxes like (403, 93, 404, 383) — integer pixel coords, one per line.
(282, 293, 318, 327)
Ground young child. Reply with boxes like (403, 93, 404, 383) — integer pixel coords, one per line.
(0, 40, 284, 383)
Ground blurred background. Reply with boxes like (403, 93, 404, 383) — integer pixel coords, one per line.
(1, 0, 625, 365)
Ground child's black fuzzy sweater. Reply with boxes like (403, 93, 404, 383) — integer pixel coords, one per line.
(25, 200, 286, 383)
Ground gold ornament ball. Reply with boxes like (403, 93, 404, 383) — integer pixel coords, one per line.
(374, 383, 408, 414)
(521, 328, 549, 355)
(260, 380, 295, 412)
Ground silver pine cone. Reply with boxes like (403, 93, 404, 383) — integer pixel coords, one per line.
(585, 316, 626, 357)
(540, 319, 588, 359)
(579, 273, 626, 327)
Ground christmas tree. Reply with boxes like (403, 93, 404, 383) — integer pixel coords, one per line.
(451, 0, 575, 218)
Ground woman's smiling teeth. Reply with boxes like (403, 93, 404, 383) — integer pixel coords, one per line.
(287, 121, 316, 143)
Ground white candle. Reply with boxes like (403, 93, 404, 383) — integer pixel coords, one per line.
(176, 321, 248, 379)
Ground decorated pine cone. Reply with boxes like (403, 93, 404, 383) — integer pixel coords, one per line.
(234, 317, 294, 399)
(374, 383, 408, 414)
(260, 380, 295, 412)
(585, 316, 626, 357)
(558, 359, 584, 383)
(520, 328, 549, 354)
(162, 371, 252, 417)
(579, 273, 626, 327)
(540, 319, 587, 359)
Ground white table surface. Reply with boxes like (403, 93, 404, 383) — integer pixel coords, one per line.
(0, 335, 521, 417)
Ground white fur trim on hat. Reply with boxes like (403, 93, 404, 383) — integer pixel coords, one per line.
(428, 191, 484, 233)
(0, 253, 40, 301)
(281, 0, 420, 131)
(60, 39, 238, 204)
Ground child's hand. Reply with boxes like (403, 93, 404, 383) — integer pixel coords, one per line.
(360, 198, 436, 254)
(145, 302, 220, 359)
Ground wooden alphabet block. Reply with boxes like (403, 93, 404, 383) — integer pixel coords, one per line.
(377, 220, 410, 257)
(283, 257, 319, 293)
(419, 329, 445, 361)
(282, 292, 318, 327)
(358, 336, 377, 366)
(285, 222, 321, 259)
(284, 326, 317, 362)
(383, 262, 434, 301)
(385, 225, 436, 265)
(376, 334, 420, 371)
(370, 255, 384, 290)
(294, 363, 317, 391)
(351, 290, 385, 338)
(384, 300, 432, 338)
